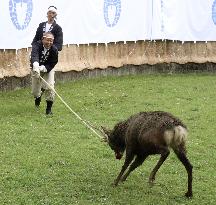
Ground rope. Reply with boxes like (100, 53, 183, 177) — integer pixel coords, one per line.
(39, 75, 103, 139)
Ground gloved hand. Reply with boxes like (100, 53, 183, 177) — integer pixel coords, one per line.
(39, 65, 47, 72)
(33, 62, 40, 78)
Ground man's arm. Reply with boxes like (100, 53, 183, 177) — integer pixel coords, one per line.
(30, 42, 41, 67)
(31, 23, 43, 45)
(53, 25, 63, 51)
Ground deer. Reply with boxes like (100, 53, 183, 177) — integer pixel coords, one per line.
(101, 111, 193, 198)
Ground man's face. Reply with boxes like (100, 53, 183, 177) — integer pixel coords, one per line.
(47, 10, 57, 21)
(42, 34, 54, 49)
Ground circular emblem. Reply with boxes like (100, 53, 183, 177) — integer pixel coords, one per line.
(104, 0, 121, 27)
(9, 0, 33, 30)
(212, 0, 216, 25)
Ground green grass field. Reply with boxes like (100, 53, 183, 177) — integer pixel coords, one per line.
(0, 73, 216, 204)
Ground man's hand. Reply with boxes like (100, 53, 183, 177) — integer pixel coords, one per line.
(39, 65, 47, 72)
(33, 62, 40, 78)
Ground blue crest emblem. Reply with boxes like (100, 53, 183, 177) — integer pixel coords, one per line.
(212, 0, 216, 25)
(9, 0, 33, 30)
(104, 0, 121, 27)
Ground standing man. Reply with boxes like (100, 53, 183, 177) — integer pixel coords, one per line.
(30, 32, 58, 115)
(32, 6, 63, 51)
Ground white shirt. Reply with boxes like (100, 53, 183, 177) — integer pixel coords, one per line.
(45, 23, 52, 32)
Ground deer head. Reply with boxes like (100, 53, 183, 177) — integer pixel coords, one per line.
(101, 126, 124, 160)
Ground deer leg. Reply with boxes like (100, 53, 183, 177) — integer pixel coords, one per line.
(149, 148, 170, 184)
(121, 155, 147, 182)
(174, 148, 193, 198)
(113, 152, 134, 186)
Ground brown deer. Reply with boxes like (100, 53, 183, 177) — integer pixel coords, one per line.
(101, 111, 193, 198)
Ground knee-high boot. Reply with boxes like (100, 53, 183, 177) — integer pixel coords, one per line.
(46, 101, 53, 115)
(35, 96, 41, 107)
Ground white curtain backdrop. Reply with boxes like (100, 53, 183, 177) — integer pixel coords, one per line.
(161, 0, 216, 41)
(0, 0, 216, 49)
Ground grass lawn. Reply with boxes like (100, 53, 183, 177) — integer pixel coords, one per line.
(0, 73, 216, 204)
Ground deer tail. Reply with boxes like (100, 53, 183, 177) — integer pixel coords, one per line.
(164, 125, 188, 148)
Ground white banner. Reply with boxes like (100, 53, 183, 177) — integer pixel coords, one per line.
(62, 0, 152, 44)
(160, 0, 216, 41)
(0, 0, 216, 49)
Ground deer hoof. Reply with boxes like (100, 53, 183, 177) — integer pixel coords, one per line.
(185, 191, 193, 198)
(112, 181, 118, 187)
(148, 177, 155, 184)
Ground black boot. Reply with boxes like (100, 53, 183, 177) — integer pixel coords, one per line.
(46, 101, 53, 115)
(35, 96, 41, 107)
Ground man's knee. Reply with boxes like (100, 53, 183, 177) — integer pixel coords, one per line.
(45, 88, 55, 101)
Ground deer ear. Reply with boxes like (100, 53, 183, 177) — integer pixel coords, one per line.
(101, 126, 111, 142)
(101, 126, 111, 135)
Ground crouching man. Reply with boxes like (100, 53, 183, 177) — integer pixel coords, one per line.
(30, 32, 58, 115)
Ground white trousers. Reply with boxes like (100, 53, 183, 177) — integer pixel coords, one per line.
(31, 69, 55, 101)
